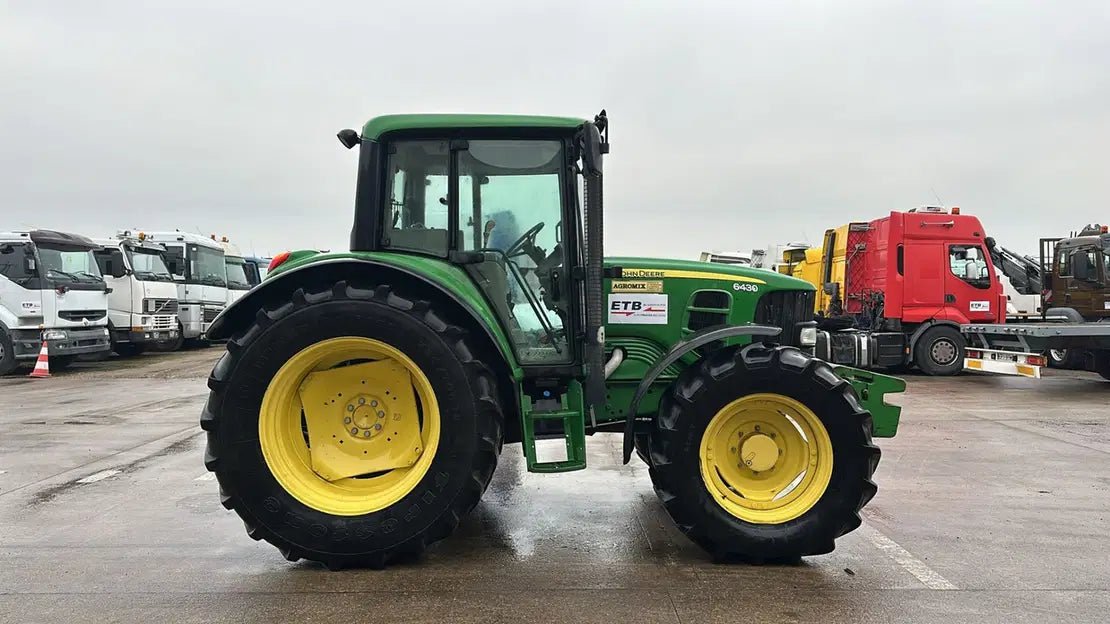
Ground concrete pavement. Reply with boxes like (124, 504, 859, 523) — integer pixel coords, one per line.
(2, 351, 1109, 623)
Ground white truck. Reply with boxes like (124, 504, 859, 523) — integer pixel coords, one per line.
(91, 233, 180, 356)
(140, 231, 227, 348)
(1, 229, 111, 374)
(217, 237, 252, 305)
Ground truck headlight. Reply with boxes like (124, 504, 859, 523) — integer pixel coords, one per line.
(44, 330, 68, 340)
(799, 326, 817, 347)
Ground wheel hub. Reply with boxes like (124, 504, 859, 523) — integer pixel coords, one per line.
(345, 394, 387, 439)
(931, 339, 957, 365)
(740, 433, 779, 472)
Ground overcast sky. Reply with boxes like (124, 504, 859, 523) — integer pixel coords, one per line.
(2, 1, 1108, 259)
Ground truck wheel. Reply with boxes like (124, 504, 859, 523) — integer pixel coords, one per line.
(201, 280, 503, 569)
(647, 344, 879, 561)
(1048, 349, 1084, 370)
(0, 329, 17, 376)
(913, 325, 965, 376)
(50, 356, 75, 371)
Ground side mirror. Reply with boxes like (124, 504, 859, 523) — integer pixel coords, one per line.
(823, 282, 840, 296)
(23, 256, 36, 273)
(580, 119, 607, 175)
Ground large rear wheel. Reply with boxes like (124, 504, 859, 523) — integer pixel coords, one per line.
(648, 344, 879, 561)
(201, 280, 503, 568)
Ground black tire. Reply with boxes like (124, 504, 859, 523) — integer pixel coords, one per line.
(913, 325, 965, 376)
(201, 280, 504, 569)
(113, 342, 145, 357)
(50, 355, 75, 371)
(156, 322, 185, 352)
(647, 344, 879, 562)
(1048, 348, 1084, 370)
(0, 328, 17, 376)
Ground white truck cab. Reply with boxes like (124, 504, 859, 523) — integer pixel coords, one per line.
(140, 231, 227, 347)
(91, 233, 180, 355)
(216, 237, 251, 305)
(0, 229, 111, 374)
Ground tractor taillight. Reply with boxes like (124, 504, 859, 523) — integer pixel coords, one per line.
(268, 251, 291, 272)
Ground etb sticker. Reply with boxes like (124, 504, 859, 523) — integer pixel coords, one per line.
(608, 294, 668, 324)
(969, 301, 991, 312)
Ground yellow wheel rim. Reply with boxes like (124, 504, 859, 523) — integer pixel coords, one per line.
(699, 393, 833, 524)
(259, 337, 440, 516)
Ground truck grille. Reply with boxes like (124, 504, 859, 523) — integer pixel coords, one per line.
(753, 290, 816, 347)
(143, 298, 179, 314)
(151, 315, 176, 330)
(58, 310, 107, 322)
(203, 307, 220, 323)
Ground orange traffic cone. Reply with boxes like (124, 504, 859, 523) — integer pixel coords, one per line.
(29, 340, 50, 378)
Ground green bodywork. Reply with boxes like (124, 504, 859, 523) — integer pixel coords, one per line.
(264, 249, 904, 448)
(249, 112, 903, 473)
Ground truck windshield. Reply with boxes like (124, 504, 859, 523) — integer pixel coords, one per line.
(225, 257, 251, 290)
(189, 246, 227, 287)
(37, 245, 103, 284)
(128, 247, 174, 282)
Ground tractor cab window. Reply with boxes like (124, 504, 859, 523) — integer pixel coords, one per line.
(383, 140, 451, 257)
(459, 139, 570, 363)
(949, 244, 992, 289)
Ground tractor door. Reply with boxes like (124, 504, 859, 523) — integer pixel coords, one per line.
(381, 138, 578, 366)
(945, 243, 998, 322)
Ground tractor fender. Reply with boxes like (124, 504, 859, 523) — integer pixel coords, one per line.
(620, 323, 782, 464)
(907, 320, 962, 357)
(205, 257, 516, 368)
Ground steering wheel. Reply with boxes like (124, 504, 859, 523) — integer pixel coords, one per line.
(506, 221, 545, 260)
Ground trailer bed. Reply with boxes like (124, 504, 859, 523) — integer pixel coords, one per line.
(963, 322, 1110, 353)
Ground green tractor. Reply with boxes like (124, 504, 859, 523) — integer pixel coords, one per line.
(200, 111, 905, 568)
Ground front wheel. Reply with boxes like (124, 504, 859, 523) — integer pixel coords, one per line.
(647, 344, 879, 562)
(1094, 351, 1110, 381)
(113, 342, 145, 357)
(913, 325, 965, 376)
(201, 280, 504, 569)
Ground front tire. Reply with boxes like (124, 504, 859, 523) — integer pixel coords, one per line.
(0, 329, 17, 376)
(914, 325, 965, 376)
(201, 280, 503, 569)
(648, 344, 879, 561)
(113, 342, 145, 357)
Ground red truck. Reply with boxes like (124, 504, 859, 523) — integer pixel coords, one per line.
(802, 207, 1030, 375)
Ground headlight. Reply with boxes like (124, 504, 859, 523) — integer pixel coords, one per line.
(799, 326, 818, 347)
(43, 330, 68, 340)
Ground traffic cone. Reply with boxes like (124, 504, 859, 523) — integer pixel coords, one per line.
(29, 341, 51, 378)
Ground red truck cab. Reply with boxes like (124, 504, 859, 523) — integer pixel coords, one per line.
(881, 208, 1007, 325)
(814, 206, 1007, 375)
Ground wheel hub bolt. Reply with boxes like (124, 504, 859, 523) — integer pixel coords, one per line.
(351, 427, 359, 435)
(364, 430, 371, 437)
(371, 400, 379, 407)
(375, 423, 383, 431)
(358, 398, 366, 405)
(344, 417, 352, 424)
(347, 405, 354, 412)
(378, 411, 386, 418)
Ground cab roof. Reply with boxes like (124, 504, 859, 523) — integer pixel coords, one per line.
(361, 114, 587, 140)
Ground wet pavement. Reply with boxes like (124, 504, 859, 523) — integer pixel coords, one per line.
(2, 353, 1109, 623)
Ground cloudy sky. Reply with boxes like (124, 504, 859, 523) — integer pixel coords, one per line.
(2, 1, 1108, 259)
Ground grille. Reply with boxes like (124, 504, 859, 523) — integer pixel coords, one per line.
(58, 310, 107, 322)
(151, 315, 176, 330)
(753, 290, 816, 346)
(143, 298, 179, 314)
(202, 307, 220, 323)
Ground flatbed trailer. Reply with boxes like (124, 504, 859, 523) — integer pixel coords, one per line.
(962, 322, 1110, 379)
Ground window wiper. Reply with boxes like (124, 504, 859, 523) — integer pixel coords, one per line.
(76, 271, 102, 281)
(48, 269, 80, 281)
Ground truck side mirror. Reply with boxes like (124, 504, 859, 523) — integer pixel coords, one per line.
(823, 282, 839, 296)
(23, 256, 36, 273)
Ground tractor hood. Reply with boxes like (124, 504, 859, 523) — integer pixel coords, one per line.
(605, 257, 816, 291)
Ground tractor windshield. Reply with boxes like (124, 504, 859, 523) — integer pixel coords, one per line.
(383, 138, 571, 364)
